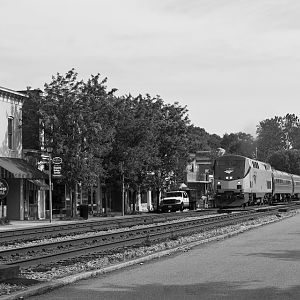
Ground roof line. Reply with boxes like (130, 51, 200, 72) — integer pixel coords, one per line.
(0, 86, 29, 98)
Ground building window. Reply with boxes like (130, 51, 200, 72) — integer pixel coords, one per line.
(8, 117, 13, 149)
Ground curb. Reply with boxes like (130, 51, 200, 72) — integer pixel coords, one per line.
(0, 213, 294, 299)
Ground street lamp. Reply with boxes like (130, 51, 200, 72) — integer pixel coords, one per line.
(46, 147, 53, 223)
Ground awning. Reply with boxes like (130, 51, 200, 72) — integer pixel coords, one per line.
(0, 157, 47, 179)
(26, 179, 49, 191)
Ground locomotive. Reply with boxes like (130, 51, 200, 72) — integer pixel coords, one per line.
(213, 154, 300, 208)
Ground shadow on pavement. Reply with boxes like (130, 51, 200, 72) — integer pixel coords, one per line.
(28, 281, 300, 300)
(246, 250, 300, 261)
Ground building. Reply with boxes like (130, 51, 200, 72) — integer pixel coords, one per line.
(186, 151, 214, 206)
(0, 86, 48, 220)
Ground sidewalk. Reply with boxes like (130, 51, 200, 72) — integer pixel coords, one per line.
(0, 212, 149, 232)
(0, 218, 89, 232)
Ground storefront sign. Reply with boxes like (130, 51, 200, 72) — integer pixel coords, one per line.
(0, 179, 9, 199)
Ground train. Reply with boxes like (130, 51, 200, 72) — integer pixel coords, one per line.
(213, 154, 300, 208)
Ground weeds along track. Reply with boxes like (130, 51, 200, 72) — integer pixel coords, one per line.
(1, 205, 295, 269)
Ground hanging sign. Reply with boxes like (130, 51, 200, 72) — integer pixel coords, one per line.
(0, 179, 9, 199)
(53, 164, 62, 178)
(52, 157, 63, 164)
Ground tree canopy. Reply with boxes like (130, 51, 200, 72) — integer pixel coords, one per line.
(33, 69, 193, 212)
(220, 132, 256, 158)
(27, 68, 300, 214)
(257, 113, 300, 173)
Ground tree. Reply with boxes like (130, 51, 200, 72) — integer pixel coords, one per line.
(40, 69, 117, 216)
(187, 126, 211, 153)
(267, 150, 289, 173)
(108, 94, 191, 212)
(268, 149, 300, 175)
(220, 132, 256, 158)
(256, 114, 300, 161)
(282, 113, 300, 150)
(151, 101, 190, 208)
(207, 134, 222, 150)
(256, 116, 285, 161)
(107, 94, 162, 211)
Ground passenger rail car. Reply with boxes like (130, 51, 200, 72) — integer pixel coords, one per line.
(292, 174, 300, 199)
(214, 154, 300, 208)
(272, 170, 293, 201)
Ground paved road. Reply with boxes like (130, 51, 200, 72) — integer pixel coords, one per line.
(30, 213, 300, 300)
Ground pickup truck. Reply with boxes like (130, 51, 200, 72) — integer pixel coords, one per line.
(159, 190, 190, 212)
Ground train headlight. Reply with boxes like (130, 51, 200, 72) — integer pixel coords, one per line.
(237, 181, 242, 189)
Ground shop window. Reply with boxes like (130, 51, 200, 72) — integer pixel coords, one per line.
(8, 117, 13, 149)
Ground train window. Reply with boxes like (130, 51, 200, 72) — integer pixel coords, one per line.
(267, 181, 271, 189)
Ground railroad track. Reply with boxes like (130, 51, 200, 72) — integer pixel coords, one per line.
(0, 210, 217, 244)
(3, 204, 296, 269)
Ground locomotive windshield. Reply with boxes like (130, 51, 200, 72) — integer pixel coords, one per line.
(214, 156, 246, 180)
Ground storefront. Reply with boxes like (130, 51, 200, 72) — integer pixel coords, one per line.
(0, 157, 48, 220)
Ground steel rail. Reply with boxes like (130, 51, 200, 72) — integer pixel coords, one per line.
(1, 202, 293, 244)
(2, 207, 290, 268)
(0, 210, 216, 244)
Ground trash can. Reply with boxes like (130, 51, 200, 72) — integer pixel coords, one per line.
(79, 204, 89, 219)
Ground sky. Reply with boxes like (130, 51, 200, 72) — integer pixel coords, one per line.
(1, 0, 300, 137)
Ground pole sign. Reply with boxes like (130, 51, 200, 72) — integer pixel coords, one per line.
(52, 157, 62, 178)
(0, 179, 9, 199)
(52, 157, 62, 164)
(53, 164, 62, 177)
